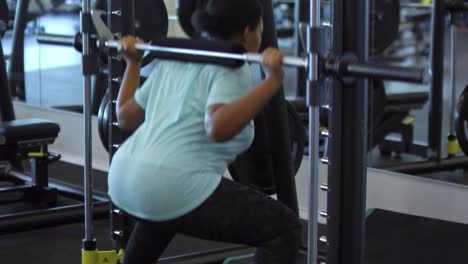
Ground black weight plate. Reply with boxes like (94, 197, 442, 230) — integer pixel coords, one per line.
(370, 0, 400, 55)
(228, 115, 277, 195)
(286, 100, 306, 175)
(93, 0, 168, 42)
(177, 0, 210, 38)
(98, 91, 133, 153)
(456, 85, 468, 156)
(93, 0, 106, 9)
(369, 80, 386, 130)
(135, 0, 168, 42)
(0, 0, 8, 37)
(94, 0, 168, 67)
(454, 113, 468, 156)
(228, 100, 305, 195)
(98, 91, 110, 152)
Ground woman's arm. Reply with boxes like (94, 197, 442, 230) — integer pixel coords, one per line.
(115, 36, 145, 131)
(205, 48, 284, 142)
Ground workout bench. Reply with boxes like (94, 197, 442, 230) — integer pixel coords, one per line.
(377, 89, 429, 157)
(0, 118, 61, 206)
(288, 83, 429, 155)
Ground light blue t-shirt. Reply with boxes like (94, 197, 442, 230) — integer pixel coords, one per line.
(108, 61, 255, 221)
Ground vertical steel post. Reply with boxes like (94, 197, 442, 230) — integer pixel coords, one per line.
(81, 0, 94, 248)
(295, 0, 308, 97)
(326, 0, 344, 261)
(0, 40, 15, 121)
(306, 0, 321, 262)
(327, 0, 368, 262)
(7, 0, 29, 101)
(108, 0, 135, 250)
(82, 0, 93, 243)
(428, 0, 446, 159)
(449, 23, 457, 139)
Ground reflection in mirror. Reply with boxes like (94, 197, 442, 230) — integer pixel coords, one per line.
(2, 0, 98, 114)
(367, 0, 468, 186)
(35, 13, 83, 112)
(1, 0, 208, 117)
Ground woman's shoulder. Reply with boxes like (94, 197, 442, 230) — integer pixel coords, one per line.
(155, 60, 249, 72)
(152, 60, 251, 83)
(203, 63, 251, 76)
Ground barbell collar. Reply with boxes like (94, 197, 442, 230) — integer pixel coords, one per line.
(325, 56, 431, 84)
(344, 62, 431, 84)
(36, 33, 84, 53)
(36, 33, 76, 47)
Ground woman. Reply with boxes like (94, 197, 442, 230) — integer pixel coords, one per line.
(108, 0, 302, 263)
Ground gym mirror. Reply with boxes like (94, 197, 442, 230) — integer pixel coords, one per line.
(366, 0, 468, 186)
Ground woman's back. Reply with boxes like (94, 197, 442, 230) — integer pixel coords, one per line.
(108, 60, 254, 221)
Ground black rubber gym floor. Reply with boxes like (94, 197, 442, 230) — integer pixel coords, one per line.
(2, 161, 468, 264)
(0, 161, 246, 264)
(365, 209, 468, 264)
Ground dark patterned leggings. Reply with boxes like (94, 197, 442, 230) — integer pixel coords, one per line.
(122, 177, 302, 264)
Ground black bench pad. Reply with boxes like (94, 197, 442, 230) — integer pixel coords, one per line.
(385, 91, 429, 112)
(0, 119, 60, 145)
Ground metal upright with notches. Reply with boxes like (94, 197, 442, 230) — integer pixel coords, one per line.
(318, 0, 370, 262)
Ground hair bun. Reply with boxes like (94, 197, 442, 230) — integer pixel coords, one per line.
(191, 9, 218, 35)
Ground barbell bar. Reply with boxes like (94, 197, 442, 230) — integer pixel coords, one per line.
(36, 33, 308, 68)
(36, 32, 430, 84)
(104, 40, 429, 83)
(104, 40, 309, 68)
(400, 2, 468, 11)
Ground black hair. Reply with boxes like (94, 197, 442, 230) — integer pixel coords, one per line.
(191, 0, 263, 40)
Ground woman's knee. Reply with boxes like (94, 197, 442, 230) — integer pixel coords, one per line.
(280, 208, 302, 240)
(262, 219, 302, 249)
(281, 223, 302, 249)
(254, 225, 302, 264)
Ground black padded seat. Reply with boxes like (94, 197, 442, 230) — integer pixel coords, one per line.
(385, 91, 429, 112)
(0, 119, 60, 146)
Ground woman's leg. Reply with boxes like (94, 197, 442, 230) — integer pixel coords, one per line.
(122, 219, 176, 264)
(173, 177, 302, 264)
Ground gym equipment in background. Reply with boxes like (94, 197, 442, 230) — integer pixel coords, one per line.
(379, 0, 468, 174)
(447, 12, 462, 157)
(0, 19, 109, 235)
(455, 84, 468, 156)
(76, 0, 429, 264)
(32, 0, 169, 114)
(6, 0, 81, 101)
(369, 0, 401, 55)
(0, 0, 7, 38)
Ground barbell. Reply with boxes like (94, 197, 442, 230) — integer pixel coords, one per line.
(400, 1, 468, 11)
(37, 32, 431, 84)
(104, 40, 309, 68)
(33, 2, 432, 83)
